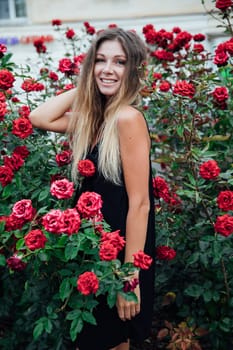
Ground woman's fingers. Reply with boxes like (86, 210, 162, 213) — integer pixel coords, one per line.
(116, 291, 141, 320)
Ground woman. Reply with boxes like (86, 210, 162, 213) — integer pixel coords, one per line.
(29, 28, 155, 350)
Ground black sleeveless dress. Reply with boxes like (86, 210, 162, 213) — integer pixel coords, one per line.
(75, 144, 155, 350)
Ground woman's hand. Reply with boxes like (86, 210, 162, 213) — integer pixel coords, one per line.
(116, 284, 141, 321)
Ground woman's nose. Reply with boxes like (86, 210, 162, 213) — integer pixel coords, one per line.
(102, 61, 113, 73)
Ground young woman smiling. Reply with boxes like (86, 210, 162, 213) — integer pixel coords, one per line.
(29, 28, 155, 350)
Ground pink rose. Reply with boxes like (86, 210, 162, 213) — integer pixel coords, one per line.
(76, 191, 103, 218)
(55, 150, 72, 166)
(62, 208, 81, 235)
(24, 229, 47, 250)
(50, 178, 74, 199)
(42, 209, 64, 234)
(12, 199, 35, 221)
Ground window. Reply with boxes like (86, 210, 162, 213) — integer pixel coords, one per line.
(0, 0, 27, 21)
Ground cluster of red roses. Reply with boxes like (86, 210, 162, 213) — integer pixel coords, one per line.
(2, 167, 153, 297)
(213, 37, 233, 67)
(198, 159, 233, 238)
(21, 78, 45, 93)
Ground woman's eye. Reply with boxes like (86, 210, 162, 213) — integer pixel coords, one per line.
(116, 60, 126, 65)
(95, 58, 105, 63)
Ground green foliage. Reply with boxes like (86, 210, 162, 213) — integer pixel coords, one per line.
(0, 3, 233, 349)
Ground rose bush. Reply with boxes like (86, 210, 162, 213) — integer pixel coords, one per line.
(0, 1, 233, 349)
(0, 23, 152, 350)
(142, 1, 233, 349)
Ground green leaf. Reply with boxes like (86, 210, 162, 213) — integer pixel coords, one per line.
(65, 242, 79, 260)
(33, 322, 44, 340)
(81, 311, 97, 325)
(38, 188, 50, 202)
(107, 290, 117, 308)
(66, 309, 82, 320)
(176, 125, 184, 137)
(59, 278, 72, 301)
(184, 284, 204, 298)
(0, 254, 6, 266)
(70, 317, 83, 341)
(187, 252, 199, 265)
(16, 238, 25, 250)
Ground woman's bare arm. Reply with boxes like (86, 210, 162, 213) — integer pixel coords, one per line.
(116, 106, 151, 321)
(29, 88, 77, 133)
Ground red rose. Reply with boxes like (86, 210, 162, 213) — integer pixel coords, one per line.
(77, 159, 96, 177)
(156, 246, 177, 260)
(193, 33, 206, 42)
(199, 160, 220, 180)
(133, 250, 153, 270)
(214, 214, 233, 237)
(76, 191, 103, 218)
(66, 28, 75, 39)
(159, 81, 171, 92)
(0, 43, 7, 56)
(0, 91, 6, 102)
(173, 80, 195, 98)
(24, 229, 47, 251)
(226, 39, 233, 55)
(0, 165, 14, 187)
(18, 105, 31, 118)
(55, 150, 72, 166)
(216, 0, 233, 10)
(99, 241, 118, 261)
(42, 209, 64, 234)
(4, 153, 24, 171)
(151, 49, 175, 62)
(12, 199, 35, 221)
(152, 176, 170, 201)
(13, 145, 30, 159)
(193, 44, 204, 53)
(100, 230, 125, 253)
(52, 19, 62, 26)
(0, 101, 7, 121)
(5, 214, 25, 231)
(58, 58, 76, 75)
(62, 208, 81, 235)
(217, 191, 233, 211)
(12, 117, 33, 139)
(213, 50, 229, 66)
(0, 69, 15, 90)
(50, 178, 74, 199)
(21, 79, 44, 92)
(212, 86, 229, 103)
(77, 271, 99, 295)
(7, 255, 27, 271)
(123, 278, 139, 293)
(49, 71, 59, 81)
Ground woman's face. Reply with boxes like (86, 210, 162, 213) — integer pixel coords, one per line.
(94, 39, 127, 97)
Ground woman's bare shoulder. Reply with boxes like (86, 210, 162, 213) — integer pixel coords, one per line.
(117, 105, 147, 130)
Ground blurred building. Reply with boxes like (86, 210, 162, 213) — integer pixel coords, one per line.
(0, 0, 228, 64)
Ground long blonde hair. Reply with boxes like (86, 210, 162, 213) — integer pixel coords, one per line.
(68, 28, 147, 184)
